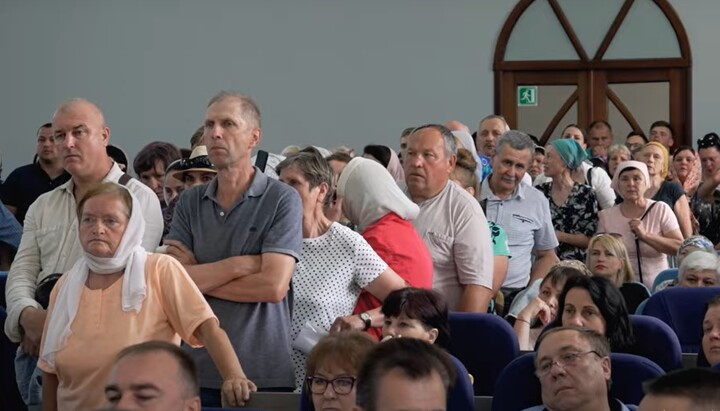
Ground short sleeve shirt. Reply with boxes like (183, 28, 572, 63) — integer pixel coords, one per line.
(165, 168, 303, 389)
(291, 223, 387, 388)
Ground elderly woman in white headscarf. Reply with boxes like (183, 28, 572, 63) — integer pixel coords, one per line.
(337, 157, 434, 339)
(598, 161, 683, 288)
(39, 183, 255, 411)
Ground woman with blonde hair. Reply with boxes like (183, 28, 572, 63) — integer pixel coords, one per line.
(637, 141, 693, 238)
(586, 233, 648, 312)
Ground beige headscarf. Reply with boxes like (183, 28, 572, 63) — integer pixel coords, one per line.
(40, 186, 147, 368)
(337, 157, 418, 232)
(386, 148, 405, 182)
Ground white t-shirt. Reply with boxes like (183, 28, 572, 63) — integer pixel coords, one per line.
(291, 223, 388, 389)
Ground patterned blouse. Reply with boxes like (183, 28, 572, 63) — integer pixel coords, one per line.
(537, 182, 598, 261)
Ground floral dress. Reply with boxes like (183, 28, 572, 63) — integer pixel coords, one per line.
(537, 182, 598, 261)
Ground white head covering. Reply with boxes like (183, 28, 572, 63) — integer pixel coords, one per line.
(452, 130, 478, 155)
(337, 157, 419, 232)
(40, 185, 147, 368)
(611, 160, 650, 192)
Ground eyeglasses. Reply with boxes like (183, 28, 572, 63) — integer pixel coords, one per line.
(179, 156, 213, 170)
(698, 133, 720, 150)
(535, 351, 601, 377)
(306, 376, 356, 395)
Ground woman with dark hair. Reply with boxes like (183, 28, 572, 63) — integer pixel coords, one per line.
(544, 276, 635, 352)
(670, 146, 700, 197)
(304, 332, 376, 411)
(380, 288, 450, 349)
(512, 262, 589, 350)
(700, 296, 720, 367)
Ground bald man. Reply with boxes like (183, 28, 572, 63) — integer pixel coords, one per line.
(4, 98, 162, 406)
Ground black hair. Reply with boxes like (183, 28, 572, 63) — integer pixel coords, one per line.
(381, 288, 450, 349)
(650, 120, 674, 137)
(363, 145, 392, 168)
(643, 368, 720, 407)
(132, 141, 181, 176)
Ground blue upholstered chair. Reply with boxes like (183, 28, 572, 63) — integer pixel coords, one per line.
(643, 287, 720, 352)
(447, 312, 519, 396)
(627, 315, 682, 371)
(652, 268, 678, 292)
(492, 352, 664, 411)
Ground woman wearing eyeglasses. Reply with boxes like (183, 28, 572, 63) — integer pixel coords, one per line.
(598, 161, 683, 288)
(304, 332, 376, 411)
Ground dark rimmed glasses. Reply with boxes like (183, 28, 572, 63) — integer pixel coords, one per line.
(306, 376, 356, 395)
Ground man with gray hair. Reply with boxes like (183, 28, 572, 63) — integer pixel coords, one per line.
(480, 130, 558, 296)
(165, 91, 303, 403)
(403, 123, 495, 312)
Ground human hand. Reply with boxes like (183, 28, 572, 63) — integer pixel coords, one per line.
(628, 219, 646, 240)
(19, 307, 46, 357)
(330, 315, 364, 333)
(221, 376, 257, 407)
(164, 240, 198, 266)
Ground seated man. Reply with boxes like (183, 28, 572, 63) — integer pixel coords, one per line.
(525, 326, 632, 411)
(105, 341, 201, 411)
(638, 368, 720, 411)
(354, 338, 454, 411)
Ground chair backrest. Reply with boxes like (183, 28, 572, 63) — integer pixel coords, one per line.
(652, 268, 678, 292)
(610, 353, 665, 405)
(491, 352, 540, 411)
(446, 354, 475, 411)
(0, 271, 8, 307)
(0, 306, 29, 411)
(491, 352, 664, 411)
(643, 287, 720, 352)
(627, 315, 682, 371)
(447, 312, 519, 396)
(620, 282, 651, 314)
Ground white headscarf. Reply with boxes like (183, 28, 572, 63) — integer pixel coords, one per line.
(337, 157, 419, 232)
(40, 185, 147, 368)
(452, 130, 478, 155)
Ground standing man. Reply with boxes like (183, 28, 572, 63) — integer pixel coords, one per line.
(4, 98, 163, 406)
(0, 123, 70, 224)
(132, 141, 182, 209)
(648, 120, 674, 148)
(398, 126, 415, 164)
(475, 115, 510, 179)
(587, 120, 614, 167)
(691, 132, 720, 246)
(403, 124, 495, 312)
(165, 91, 302, 404)
(480, 131, 558, 294)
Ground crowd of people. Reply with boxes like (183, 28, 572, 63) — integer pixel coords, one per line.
(1, 92, 720, 410)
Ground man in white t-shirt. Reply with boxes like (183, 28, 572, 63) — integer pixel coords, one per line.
(403, 123, 494, 312)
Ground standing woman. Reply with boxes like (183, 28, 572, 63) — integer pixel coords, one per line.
(39, 183, 254, 411)
(536, 139, 598, 261)
(607, 144, 632, 180)
(638, 142, 693, 238)
(599, 161, 683, 288)
(670, 146, 700, 198)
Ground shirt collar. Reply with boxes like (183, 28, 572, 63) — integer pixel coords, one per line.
(480, 175, 526, 201)
(203, 166, 268, 201)
(60, 162, 123, 196)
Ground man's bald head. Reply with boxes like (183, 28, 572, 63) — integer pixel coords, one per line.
(53, 98, 106, 126)
(445, 120, 470, 133)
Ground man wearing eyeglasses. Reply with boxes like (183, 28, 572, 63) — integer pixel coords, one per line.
(525, 326, 631, 411)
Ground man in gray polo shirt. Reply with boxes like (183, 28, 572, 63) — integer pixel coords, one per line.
(165, 91, 302, 405)
(480, 130, 558, 294)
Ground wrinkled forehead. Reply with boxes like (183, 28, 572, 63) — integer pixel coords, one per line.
(537, 331, 589, 359)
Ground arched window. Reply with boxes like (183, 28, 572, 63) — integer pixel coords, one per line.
(494, 0, 691, 147)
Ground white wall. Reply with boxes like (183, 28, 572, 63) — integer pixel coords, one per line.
(0, 0, 716, 176)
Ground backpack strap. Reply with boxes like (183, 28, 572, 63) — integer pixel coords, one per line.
(255, 150, 269, 172)
(118, 173, 133, 186)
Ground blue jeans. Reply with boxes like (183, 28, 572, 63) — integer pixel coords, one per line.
(200, 386, 294, 407)
(14, 348, 42, 406)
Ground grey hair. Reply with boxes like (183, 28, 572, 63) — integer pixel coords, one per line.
(207, 91, 262, 128)
(608, 144, 631, 159)
(496, 130, 535, 156)
(479, 115, 510, 132)
(679, 250, 719, 278)
(276, 148, 335, 208)
(410, 124, 457, 157)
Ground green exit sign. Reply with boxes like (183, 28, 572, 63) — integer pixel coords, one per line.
(518, 86, 538, 106)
